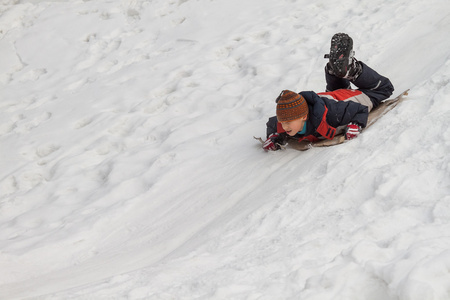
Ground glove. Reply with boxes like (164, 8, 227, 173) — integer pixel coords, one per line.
(263, 133, 281, 151)
(345, 123, 361, 140)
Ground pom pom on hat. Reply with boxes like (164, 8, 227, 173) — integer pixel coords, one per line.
(276, 90, 308, 122)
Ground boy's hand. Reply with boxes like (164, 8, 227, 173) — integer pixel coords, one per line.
(345, 123, 361, 140)
(263, 133, 281, 151)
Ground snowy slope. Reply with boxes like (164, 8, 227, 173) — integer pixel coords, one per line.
(0, 0, 449, 299)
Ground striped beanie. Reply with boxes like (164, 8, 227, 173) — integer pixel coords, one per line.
(276, 90, 308, 122)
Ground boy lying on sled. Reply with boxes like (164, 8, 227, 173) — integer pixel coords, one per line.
(263, 33, 394, 151)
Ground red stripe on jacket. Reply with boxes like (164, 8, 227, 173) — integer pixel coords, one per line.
(318, 89, 363, 101)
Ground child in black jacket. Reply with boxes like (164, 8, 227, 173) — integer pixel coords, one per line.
(263, 33, 394, 151)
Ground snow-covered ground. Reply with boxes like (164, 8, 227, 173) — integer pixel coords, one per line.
(1, 0, 450, 299)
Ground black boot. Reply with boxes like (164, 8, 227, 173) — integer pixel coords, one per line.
(325, 33, 355, 78)
(346, 58, 363, 81)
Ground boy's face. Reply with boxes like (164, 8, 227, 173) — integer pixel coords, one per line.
(280, 116, 307, 136)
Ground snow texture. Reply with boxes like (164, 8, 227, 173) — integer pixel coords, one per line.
(0, 0, 449, 299)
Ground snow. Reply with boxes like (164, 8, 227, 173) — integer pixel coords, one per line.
(0, 0, 449, 299)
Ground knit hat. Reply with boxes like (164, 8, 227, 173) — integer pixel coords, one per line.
(276, 90, 308, 122)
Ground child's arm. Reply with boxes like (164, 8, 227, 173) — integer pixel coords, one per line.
(266, 116, 279, 138)
(263, 116, 289, 151)
(323, 98, 369, 128)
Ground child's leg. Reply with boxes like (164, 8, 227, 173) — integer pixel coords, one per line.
(325, 64, 351, 91)
(351, 62, 394, 107)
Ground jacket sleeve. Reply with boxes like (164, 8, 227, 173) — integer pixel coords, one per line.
(265, 116, 289, 144)
(266, 116, 278, 138)
(323, 98, 369, 128)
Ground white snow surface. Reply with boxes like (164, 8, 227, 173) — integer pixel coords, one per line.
(1, 0, 450, 299)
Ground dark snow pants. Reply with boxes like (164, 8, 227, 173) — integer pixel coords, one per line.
(325, 62, 394, 110)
